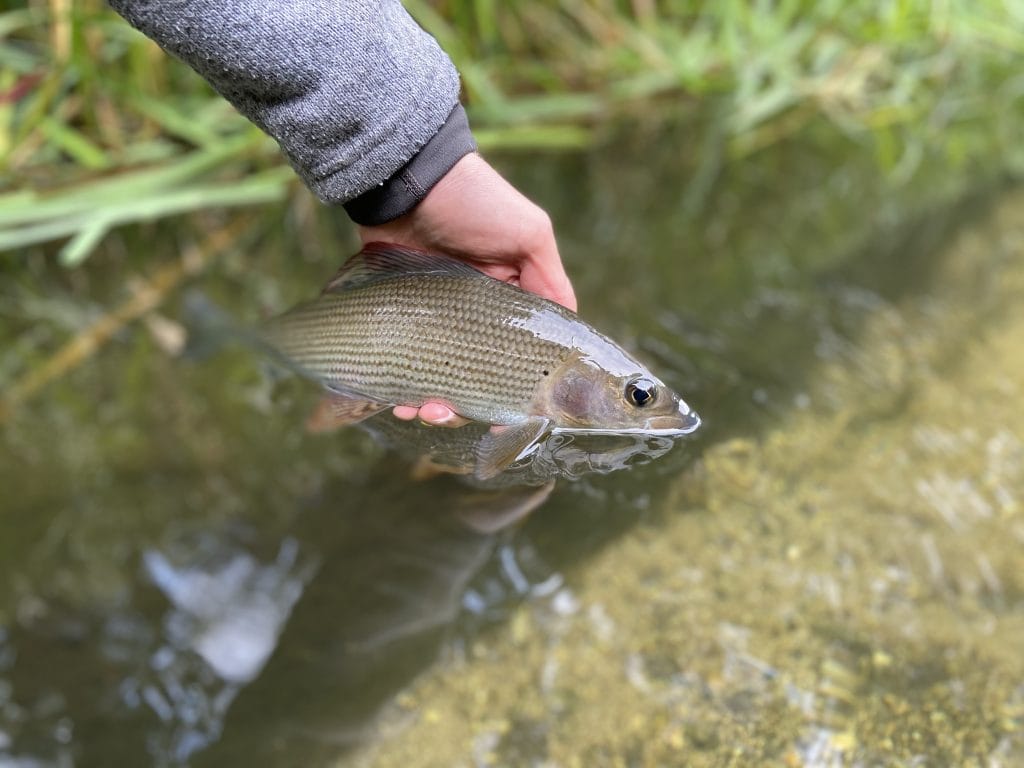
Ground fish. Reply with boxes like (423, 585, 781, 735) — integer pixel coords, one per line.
(263, 242, 700, 479)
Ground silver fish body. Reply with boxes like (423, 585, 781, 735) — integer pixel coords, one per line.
(267, 266, 573, 424)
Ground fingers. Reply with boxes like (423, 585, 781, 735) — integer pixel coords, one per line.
(487, 176, 578, 312)
(392, 402, 470, 427)
(418, 401, 470, 426)
(518, 252, 577, 312)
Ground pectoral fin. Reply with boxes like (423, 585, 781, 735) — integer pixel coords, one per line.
(475, 418, 550, 480)
(306, 392, 389, 433)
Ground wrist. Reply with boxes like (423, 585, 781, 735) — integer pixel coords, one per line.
(343, 103, 477, 226)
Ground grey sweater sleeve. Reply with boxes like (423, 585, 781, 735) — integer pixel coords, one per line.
(109, 0, 476, 219)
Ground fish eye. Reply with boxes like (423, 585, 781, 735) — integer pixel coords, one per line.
(625, 377, 658, 408)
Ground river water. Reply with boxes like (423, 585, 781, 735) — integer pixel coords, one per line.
(1, 126, 1022, 766)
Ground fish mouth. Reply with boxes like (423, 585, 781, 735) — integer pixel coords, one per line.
(643, 401, 701, 435)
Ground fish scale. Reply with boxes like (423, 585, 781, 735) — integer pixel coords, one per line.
(263, 270, 574, 423)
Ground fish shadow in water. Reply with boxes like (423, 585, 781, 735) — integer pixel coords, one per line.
(188, 471, 541, 765)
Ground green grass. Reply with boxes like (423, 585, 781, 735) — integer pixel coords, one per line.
(3, 0, 1024, 264)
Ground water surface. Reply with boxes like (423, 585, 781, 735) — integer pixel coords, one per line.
(1, 125, 1022, 766)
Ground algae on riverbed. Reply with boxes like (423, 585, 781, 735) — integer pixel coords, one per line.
(352, 192, 1024, 767)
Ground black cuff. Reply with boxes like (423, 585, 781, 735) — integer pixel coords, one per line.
(343, 104, 477, 226)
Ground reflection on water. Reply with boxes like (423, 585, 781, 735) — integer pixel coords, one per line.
(144, 538, 311, 685)
(359, 412, 693, 488)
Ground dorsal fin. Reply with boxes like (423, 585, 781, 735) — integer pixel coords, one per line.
(322, 242, 484, 294)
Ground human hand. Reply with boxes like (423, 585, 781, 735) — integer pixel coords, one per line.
(358, 152, 576, 427)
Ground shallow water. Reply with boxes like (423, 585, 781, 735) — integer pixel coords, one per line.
(2, 125, 1023, 767)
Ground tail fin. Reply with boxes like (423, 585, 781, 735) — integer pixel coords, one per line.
(181, 289, 325, 386)
(180, 289, 252, 361)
